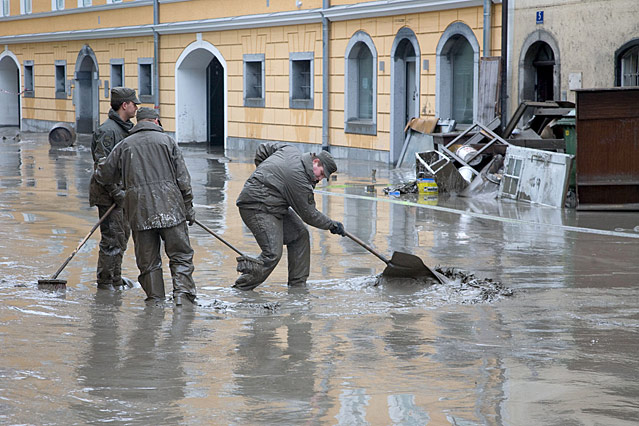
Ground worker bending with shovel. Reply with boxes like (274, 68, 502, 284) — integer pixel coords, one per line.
(235, 142, 346, 291)
(95, 107, 197, 306)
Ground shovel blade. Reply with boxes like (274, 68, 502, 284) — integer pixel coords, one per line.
(382, 252, 445, 283)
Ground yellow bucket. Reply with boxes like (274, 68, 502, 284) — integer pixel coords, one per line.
(416, 178, 438, 195)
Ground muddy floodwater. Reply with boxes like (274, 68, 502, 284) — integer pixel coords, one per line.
(1, 132, 638, 425)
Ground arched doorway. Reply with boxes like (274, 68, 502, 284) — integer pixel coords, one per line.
(527, 41, 555, 101)
(0, 51, 21, 128)
(519, 30, 560, 106)
(436, 22, 480, 127)
(175, 40, 227, 146)
(390, 27, 420, 165)
(74, 45, 99, 134)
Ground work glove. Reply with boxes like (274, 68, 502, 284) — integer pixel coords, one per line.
(233, 256, 265, 291)
(110, 189, 125, 208)
(185, 207, 196, 226)
(329, 220, 345, 236)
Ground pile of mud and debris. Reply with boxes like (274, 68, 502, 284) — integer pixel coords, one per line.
(375, 266, 513, 304)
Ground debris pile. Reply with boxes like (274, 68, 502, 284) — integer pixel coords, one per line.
(392, 101, 577, 208)
(434, 266, 513, 303)
(375, 266, 513, 304)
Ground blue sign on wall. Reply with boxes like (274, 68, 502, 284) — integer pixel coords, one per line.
(536, 11, 544, 24)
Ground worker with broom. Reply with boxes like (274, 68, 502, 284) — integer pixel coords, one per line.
(89, 87, 139, 291)
(234, 142, 346, 291)
(94, 107, 197, 306)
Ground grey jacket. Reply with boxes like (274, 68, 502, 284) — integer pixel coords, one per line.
(236, 142, 333, 230)
(89, 109, 133, 206)
(95, 121, 194, 231)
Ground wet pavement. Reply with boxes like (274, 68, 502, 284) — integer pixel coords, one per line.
(1, 130, 638, 425)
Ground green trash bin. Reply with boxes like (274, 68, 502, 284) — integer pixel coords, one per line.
(556, 115, 576, 188)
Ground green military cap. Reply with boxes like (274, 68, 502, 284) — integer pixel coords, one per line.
(136, 106, 159, 121)
(111, 87, 141, 104)
(316, 150, 337, 178)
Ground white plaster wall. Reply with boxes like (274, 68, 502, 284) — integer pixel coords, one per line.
(512, 0, 639, 107)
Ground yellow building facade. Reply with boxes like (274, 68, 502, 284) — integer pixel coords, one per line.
(0, 0, 501, 163)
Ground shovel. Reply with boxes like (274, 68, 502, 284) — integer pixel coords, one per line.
(38, 203, 116, 288)
(343, 230, 446, 283)
(193, 219, 263, 278)
(194, 218, 247, 257)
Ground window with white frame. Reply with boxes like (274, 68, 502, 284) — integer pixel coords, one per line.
(24, 61, 34, 97)
(110, 59, 124, 89)
(55, 60, 66, 98)
(289, 52, 313, 109)
(243, 54, 265, 108)
(20, 0, 32, 14)
(344, 31, 377, 135)
(77, 0, 91, 7)
(52, 0, 64, 11)
(621, 45, 639, 86)
(106, 0, 122, 3)
(138, 57, 153, 103)
(1, 0, 10, 16)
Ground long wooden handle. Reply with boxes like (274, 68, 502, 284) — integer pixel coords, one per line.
(194, 219, 246, 258)
(343, 230, 390, 265)
(51, 203, 117, 280)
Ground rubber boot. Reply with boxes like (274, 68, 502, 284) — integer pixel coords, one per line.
(174, 293, 196, 307)
(121, 277, 136, 289)
(139, 269, 165, 303)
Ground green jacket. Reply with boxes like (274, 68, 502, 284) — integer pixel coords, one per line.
(89, 109, 133, 206)
(95, 121, 194, 231)
(236, 142, 333, 230)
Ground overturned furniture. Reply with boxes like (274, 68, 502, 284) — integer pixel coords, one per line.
(416, 150, 469, 194)
(414, 120, 511, 195)
(499, 145, 574, 208)
(396, 117, 439, 168)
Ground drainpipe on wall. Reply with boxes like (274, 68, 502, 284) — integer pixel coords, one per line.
(321, 0, 330, 151)
(500, 0, 509, 130)
(153, 0, 160, 111)
(483, 0, 491, 56)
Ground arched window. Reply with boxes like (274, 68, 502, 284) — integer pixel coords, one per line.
(617, 41, 639, 87)
(436, 23, 480, 126)
(450, 36, 474, 123)
(345, 31, 377, 135)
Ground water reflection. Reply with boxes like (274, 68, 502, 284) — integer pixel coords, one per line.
(74, 298, 193, 423)
(342, 186, 377, 276)
(232, 313, 316, 423)
(387, 394, 430, 425)
(383, 313, 428, 360)
(388, 202, 417, 253)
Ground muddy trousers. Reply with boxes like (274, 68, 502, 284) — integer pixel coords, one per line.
(236, 207, 310, 290)
(96, 203, 130, 287)
(132, 222, 196, 302)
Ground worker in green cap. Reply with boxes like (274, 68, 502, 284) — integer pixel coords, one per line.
(95, 107, 197, 306)
(89, 87, 140, 291)
(235, 142, 345, 291)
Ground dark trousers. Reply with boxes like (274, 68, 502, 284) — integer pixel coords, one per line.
(96, 204, 130, 286)
(132, 222, 196, 299)
(238, 207, 310, 288)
